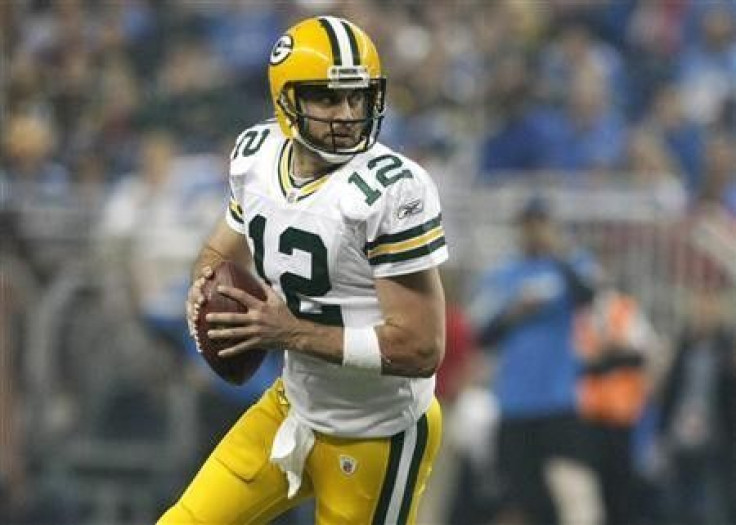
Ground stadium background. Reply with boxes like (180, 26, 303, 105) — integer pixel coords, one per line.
(1, 0, 735, 524)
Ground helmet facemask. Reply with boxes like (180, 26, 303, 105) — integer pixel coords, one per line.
(277, 71, 386, 163)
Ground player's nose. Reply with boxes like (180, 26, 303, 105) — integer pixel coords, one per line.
(333, 95, 357, 121)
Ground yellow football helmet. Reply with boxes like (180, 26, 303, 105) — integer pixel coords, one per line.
(268, 16, 386, 162)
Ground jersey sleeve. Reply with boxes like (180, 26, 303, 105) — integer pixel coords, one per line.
(224, 124, 273, 234)
(225, 185, 246, 234)
(364, 165, 448, 278)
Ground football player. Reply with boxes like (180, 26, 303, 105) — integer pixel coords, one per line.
(158, 16, 448, 525)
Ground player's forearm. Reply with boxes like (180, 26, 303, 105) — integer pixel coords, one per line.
(285, 319, 344, 366)
(375, 321, 443, 377)
(192, 242, 254, 280)
(191, 218, 254, 281)
(286, 318, 443, 378)
(191, 244, 228, 280)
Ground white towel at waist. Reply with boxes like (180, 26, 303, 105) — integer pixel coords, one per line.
(270, 411, 316, 498)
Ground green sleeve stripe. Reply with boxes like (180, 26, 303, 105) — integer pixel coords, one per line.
(365, 214, 442, 252)
(229, 199, 244, 224)
(368, 236, 446, 266)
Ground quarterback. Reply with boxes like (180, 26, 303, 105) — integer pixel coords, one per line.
(158, 16, 448, 525)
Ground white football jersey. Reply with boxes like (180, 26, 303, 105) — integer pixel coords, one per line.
(225, 121, 448, 438)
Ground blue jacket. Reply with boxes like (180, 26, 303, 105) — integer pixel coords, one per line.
(469, 251, 598, 418)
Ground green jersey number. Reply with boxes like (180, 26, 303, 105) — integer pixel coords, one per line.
(232, 128, 270, 159)
(247, 215, 269, 285)
(247, 214, 343, 326)
(348, 153, 414, 205)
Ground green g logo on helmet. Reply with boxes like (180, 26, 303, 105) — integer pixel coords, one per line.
(269, 35, 294, 66)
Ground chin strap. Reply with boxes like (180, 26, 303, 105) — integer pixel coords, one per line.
(293, 131, 356, 165)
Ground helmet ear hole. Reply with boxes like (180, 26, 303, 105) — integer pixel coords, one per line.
(277, 88, 299, 130)
(278, 90, 294, 120)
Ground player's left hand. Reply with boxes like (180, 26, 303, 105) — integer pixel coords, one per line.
(205, 282, 300, 357)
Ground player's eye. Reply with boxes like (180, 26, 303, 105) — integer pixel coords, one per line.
(322, 92, 342, 105)
(299, 86, 338, 105)
(347, 90, 366, 107)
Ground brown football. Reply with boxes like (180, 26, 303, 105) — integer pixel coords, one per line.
(194, 260, 267, 385)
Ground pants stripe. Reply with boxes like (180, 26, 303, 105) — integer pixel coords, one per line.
(397, 415, 429, 523)
(372, 431, 404, 525)
(372, 414, 429, 525)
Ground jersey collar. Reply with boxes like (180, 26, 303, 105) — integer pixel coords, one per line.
(277, 140, 332, 203)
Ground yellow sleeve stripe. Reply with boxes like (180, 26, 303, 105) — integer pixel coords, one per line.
(229, 198, 244, 223)
(367, 226, 446, 265)
(366, 226, 444, 258)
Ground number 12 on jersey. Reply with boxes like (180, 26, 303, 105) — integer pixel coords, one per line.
(348, 154, 413, 205)
(248, 214, 343, 326)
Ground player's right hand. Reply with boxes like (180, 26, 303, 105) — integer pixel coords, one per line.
(186, 266, 215, 339)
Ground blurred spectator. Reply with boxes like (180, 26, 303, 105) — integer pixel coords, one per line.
(575, 283, 662, 525)
(0, 276, 26, 523)
(546, 0, 637, 48)
(204, 2, 283, 86)
(438, 270, 500, 525)
(89, 55, 144, 179)
(538, 22, 627, 110)
(478, 53, 547, 177)
(696, 132, 736, 216)
(0, 113, 84, 282)
(95, 130, 282, 444)
(625, 0, 689, 118)
(136, 36, 247, 152)
(2, 114, 67, 186)
(640, 84, 704, 194)
(541, 67, 628, 175)
(468, 197, 602, 525)
(97, 130, 194, 323)
(445, 379, 501, 525)
(480, 63, 628, 180)
(435, 272, 484, 405)
(419, 268, 489, 525)
(623, 126, 688, 212)
(677, 3, 736, 126)
(5, 49, 51, 118)
(658, 291, 736, 525)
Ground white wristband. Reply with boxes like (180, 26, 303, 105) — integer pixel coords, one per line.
(342, 326, 382, 373)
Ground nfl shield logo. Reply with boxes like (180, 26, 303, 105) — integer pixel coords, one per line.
(339, 455, 357, 476)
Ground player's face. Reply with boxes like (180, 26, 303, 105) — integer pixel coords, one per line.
(298, 86, 369, 149)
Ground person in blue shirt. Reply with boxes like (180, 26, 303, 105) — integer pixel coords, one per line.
(468, 196, 602, 525)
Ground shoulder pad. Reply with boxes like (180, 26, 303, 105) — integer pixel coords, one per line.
(230, 120, 280, 175)
(343, 144, 440, 222)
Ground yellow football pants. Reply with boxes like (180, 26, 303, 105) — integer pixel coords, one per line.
(158, 379, 442, 524)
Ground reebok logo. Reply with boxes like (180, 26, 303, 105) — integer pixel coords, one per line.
(397, 199, 424, 219)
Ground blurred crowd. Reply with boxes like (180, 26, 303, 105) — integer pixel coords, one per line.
(3, 1, 736, 209)
(2, 1, 736, 524)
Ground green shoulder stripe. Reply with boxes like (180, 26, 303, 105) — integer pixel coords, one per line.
(365, 214, 442, 252)
(368, 235, 446, 266)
